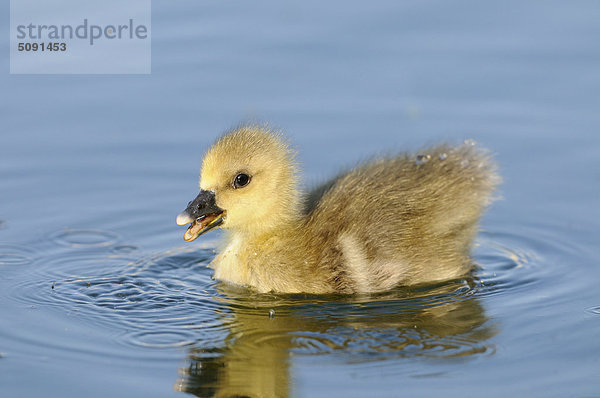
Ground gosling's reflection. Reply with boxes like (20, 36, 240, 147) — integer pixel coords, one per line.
(174, 280, 496, 397)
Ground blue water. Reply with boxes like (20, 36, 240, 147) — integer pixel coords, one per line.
(1, 1, 600, 396)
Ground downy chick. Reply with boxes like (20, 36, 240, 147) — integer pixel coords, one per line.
(176, 125, 500, 294)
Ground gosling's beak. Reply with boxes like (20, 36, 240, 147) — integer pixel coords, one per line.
(177, 190, 225, 242)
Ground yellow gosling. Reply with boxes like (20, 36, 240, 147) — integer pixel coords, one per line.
(176, 125, 500, 294)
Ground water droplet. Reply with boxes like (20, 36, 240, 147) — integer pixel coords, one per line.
(439, 153, 448, 161)
(415, 154, 430, 165)
(463, 138, 477, 146)
(268, 309, 275, 319)
(254, 252, 257, 256)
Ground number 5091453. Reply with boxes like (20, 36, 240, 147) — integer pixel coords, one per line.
(18, 42, 67, 51)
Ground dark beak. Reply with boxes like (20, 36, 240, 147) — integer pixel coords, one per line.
(176, 190, 225, 241)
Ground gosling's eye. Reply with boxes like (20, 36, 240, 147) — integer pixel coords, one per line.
(233, 173, 251, 189)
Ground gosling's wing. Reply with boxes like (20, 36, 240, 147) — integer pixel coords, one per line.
(304, 144, 500, 287)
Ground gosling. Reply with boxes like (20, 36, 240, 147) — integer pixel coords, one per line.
(176, 125, 500, 294)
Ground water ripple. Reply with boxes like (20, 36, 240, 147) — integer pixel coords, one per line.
(3, 221, 577, 372)
(0, 244, 36, 266)
(51, 229, 120, 247)
(474, 228, 548, 297)
(585, 306, 600, 316)
(126, 329, 199, 349)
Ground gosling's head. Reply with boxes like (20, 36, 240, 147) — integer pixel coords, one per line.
(176, 125, 301, 241)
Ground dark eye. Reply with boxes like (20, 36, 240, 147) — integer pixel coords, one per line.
(233, 173, 250, 189)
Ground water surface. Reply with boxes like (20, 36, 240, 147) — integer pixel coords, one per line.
(1, 1, 600, 397)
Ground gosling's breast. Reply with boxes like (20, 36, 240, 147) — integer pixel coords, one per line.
(212, 235, 250, 286)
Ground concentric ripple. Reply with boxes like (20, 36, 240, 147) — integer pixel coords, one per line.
(0, 244, 36, 267)
(51, 229, 120, 247)
(39, 247, 226, 349)
(2, 227, 228, 351)
(4, 221, 575, 381)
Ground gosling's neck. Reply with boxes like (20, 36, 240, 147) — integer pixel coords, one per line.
(227, 207, 304, 246)
(214, 199, 307, 292)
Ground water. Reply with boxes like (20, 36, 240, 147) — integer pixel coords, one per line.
(1, 1, 600, 396)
